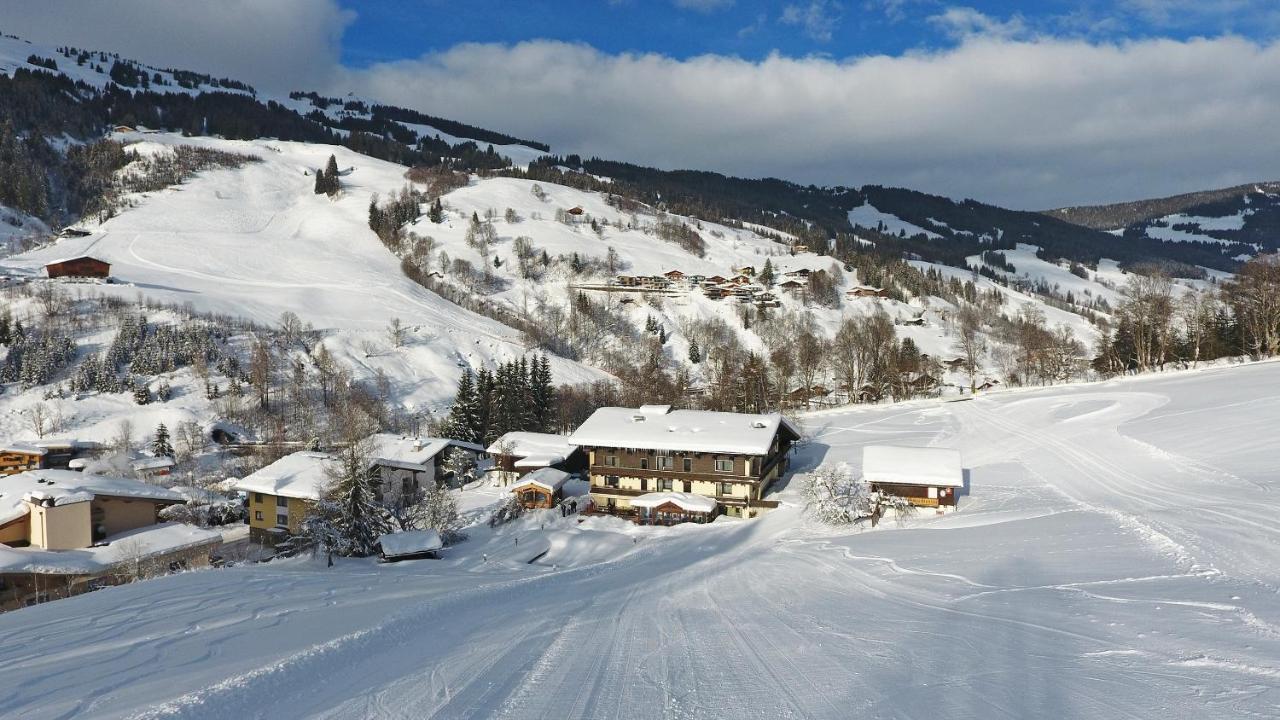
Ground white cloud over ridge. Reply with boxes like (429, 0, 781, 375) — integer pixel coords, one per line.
(341, 34, 1280, 209)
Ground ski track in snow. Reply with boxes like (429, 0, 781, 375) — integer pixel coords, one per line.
(3, 366, 1280, 718)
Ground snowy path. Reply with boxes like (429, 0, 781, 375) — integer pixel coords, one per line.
(3, 364, 1280, 718)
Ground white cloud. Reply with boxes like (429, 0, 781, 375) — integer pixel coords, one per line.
(0, 0, 353, 93)
(673, 0, 735, 11)
(928, 7, 1029, 41)
(780, 1, 843, 42)
(341, 35, 1280, 209)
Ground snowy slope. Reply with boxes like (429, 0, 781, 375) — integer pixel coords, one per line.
(0, 133, 606, 409)
(2, 362, 1279, 718)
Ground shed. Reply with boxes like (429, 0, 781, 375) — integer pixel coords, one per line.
(45, 257, 110, 279)
(511, 467, 571, 509)
(377, 529, 443, 562)
(861, 445, 963, 508)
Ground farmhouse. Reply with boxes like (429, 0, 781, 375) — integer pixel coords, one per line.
(861, 445, 964, 508)
(663, 269, 686, 282)
(486, 432, 585, 485)
(510, 467, 572, 509)
(44, 256, 110, 279)
(0, 443, 47, 475)
(132, 456, 176, 481)
(366, 433, 484, 502)
(569, 405, 800, 521)
(232, 451, 333, 543)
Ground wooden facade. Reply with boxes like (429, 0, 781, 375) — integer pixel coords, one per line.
(578, 429, 796, 520)
(869, 481, 958, 508)
(45, 257, 111, 279)
(0, 448, 46, 475)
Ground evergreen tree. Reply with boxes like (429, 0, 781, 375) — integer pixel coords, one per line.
(325, 441, 390, 557)
(151, 422, 174, 458)
(324, 154, 340, 195)
(132, 381, 152, 405)
(444, 369, 481, 443)
(428, 198, 444, 223)
(313, 167, 326, 194)
(759, 258, 776, 287)
(689, 338, 702, 364)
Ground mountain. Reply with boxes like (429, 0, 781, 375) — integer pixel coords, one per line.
(1045, 181, 1280, 260)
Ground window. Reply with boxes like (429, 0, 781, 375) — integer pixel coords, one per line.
(276, 496, 288, 508)
(254, 493, 263, 503)
(276, 514, 289, 527)
(606, 455, 618, 467)
(606, 475, 620, 488)
(656, 456, 673, 471)
(254, 510, 264, 521)
(639, 458, 647, 470)
(659, 479, 673, 492)
(683, 457, 693, 473)
(719, 482, 734, 497)
(714, 458, 733, 473)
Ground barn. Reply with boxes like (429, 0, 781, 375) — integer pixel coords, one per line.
(861, 445, 964, 508)
(45, 257, 110, 279)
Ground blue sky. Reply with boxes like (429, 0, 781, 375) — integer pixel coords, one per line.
(336, 0, 1280, 67)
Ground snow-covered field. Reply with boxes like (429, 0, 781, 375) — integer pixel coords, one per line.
(3, 361, 1278, 719)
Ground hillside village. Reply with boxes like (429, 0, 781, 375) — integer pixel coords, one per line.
(0, 25, 1279, 720)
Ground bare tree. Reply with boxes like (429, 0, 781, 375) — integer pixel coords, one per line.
(952, 304, 988, 391)
(113, 418, 135, 454)
(27, 402, 49, 439)
(387, 317, 406, 348)
(1223, 253, 1280, 358)
(279, 311, 303, 348)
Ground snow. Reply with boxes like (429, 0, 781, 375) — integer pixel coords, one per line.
(394, 121, 547, 168)
(230, 451, 333, 501)
(366, 434, 479, 471)
(861, 445, 964, 487)
(0, 522, 221, 574)
(486, 431, 577, 460)
(377, 529, 442, 559)
(2, 363, 1280, 717)
(848, 202, 942, 240)
(0, 469, 184, 525)
(510, 467, 570, 494)
(568, 406, 799, 455)
(629, 491, 718, 513)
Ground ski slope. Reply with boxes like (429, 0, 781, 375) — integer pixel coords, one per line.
(2, 361, 1278, 719)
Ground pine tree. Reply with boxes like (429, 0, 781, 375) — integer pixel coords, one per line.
(151, 423, 174, 458)
(313, 167, 326, 194)
(324, 154, 340, 195)
(133, 382, 152, 405)
(428, 198, 444, 223)
(444, 370, 481, 443)
(325, 441, 390, 557)
(760, 258, 776, 287)
(689, 338, 702, 364)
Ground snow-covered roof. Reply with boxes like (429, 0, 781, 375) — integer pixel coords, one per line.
(0, 522, 221, 575)
(569, 407, 800, 456)
(0, 442, 47, 455)
(486, 432, 577, 462)
(377, 529, 442, 558)
(0, 470, 186, 526)
(512, 467, 571, 494)
(630, 492, 718, 513)
(132, 457, 176, 471)
(366, 433, 482, 472)
(860, 445, 964, 488)
(231, 451, 335, 501)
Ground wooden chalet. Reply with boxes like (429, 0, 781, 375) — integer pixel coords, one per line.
(629, 492, 718, 526)
(569, 405, 800, 520)
(846, 286, 887, 299)
(861, 445, 963, 509)
(45, 257, 110, 279)
(779, 279, 805, 293)
(734, 266, 756, 276)
(783, 269, 811, 279)
(729, 275, 752, 285)
(663, 270, 686, 282)
(0, 444, 46, 475)
(705, 275, 728, 285)
(616, 275, 643, 288)
(899, 314, 927, 326)
(510, 467, 572, 509)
